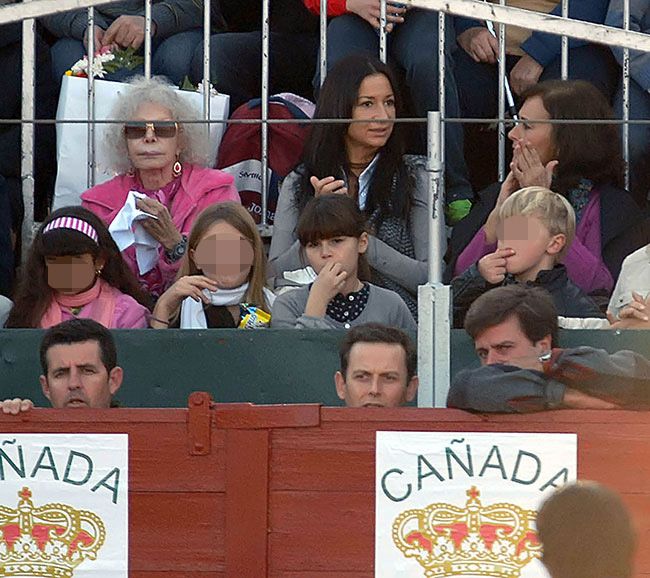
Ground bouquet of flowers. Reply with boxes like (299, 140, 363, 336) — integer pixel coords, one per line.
(65, 46, 145, 79)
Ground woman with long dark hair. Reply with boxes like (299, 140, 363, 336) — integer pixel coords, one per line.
(269, 53, 429, 317)
(449, 79, 644, 295)
(5, 206, 151, 328)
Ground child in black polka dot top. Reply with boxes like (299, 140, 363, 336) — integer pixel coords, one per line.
(271, 195, 416, 333)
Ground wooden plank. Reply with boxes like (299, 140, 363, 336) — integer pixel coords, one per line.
(216, 404, 321, 429)
(1, 420, 226, 492)
(130, 492, 224, 572)
(225, 429, 270, 578)
(269, 491, 372, 573)
(271, 420, 650, 493)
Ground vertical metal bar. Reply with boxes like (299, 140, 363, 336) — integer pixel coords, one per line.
(379, 0, 387, 63)
(497, 0, 506, 181)
(437, 11, 446, 203)
(419, 113, 451, 408)
(622, 0, 630, 191)
(144, 0, 152, 79)
(21, 11, 35, 254)
(560, 0, 569, 79)
(427, 111, 444, 284)
(260, 0, 270, 230)
(202, 0, 211, 141)
(87, 7, 96, 188)
(319, 0, 327, 86)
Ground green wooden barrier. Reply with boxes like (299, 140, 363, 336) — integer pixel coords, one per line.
(1, 328, 649, 407)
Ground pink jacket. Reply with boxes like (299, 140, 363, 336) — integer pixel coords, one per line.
(81, 164, 240, 296)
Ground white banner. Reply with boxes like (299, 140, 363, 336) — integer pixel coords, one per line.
(53, 75, 230, 210)
(0, 433, 128, 577)
(376, 432, 577, 578)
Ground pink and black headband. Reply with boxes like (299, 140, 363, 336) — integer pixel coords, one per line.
(42, 216, 99, 244)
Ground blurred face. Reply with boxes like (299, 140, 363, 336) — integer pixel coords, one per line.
(304, 233, 368, 277)
(190, 221, 255, 289)
(40, 341, 122, 408)
(474, 315, 551, 369)
(45, 253, 103, 295)
(345, 73, 396, 157)
(125, 101, 181, 173)
(497, 215, 563, 280)
(335, 342, 418, 408)
(508, 96, 556, 165)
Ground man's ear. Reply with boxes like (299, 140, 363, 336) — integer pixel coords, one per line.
(334, 371, 347, 401)
(405, 376, 419, 403)
(357, 232, 369, 255)
(546, 233, 566, 257)
(40, 375, 51, 402)
(108, 366, 124, 396)
(536, 334, 553, 356)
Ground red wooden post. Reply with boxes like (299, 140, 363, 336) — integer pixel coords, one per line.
(225, 429, 270, 578)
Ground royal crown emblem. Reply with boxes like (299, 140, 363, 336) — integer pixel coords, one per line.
(0, 487, 106, 577)
(392, 486, 541, 578)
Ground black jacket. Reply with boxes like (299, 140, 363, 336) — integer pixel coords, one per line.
(452, 264, 604, 328)
(445, 182, 647, 285)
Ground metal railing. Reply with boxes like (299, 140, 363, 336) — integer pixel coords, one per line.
(2, 0, 650, 406)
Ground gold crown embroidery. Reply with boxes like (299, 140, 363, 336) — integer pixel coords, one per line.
(392, 486, 541, 578)
(0, 487, 106, 578)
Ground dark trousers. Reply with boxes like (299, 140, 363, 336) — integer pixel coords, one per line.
(454, 43, 620, 118)
(190, 31, 319, 114)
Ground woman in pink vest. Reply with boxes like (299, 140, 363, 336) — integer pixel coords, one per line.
(82, 76, 240, 298)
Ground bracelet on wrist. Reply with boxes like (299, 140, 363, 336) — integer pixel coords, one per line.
(150, 315, 170, 326)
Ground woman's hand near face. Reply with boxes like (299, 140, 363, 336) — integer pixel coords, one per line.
(151, 275, 219, 328)
(135, 197, 182, 250)
(305, 262, 348, 318)
(510, 143, 558, 189)
(310, 176, 348, 197)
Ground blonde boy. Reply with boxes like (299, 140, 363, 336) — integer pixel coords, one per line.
(452, 187, 603, 326)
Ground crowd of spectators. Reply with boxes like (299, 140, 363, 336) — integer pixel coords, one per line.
(0, 0, 649, 415)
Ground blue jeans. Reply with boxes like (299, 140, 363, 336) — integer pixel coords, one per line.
(319, 10, 473, 204)
(190, 31, 318, 113)
(50, 30, 202, 86)
(615, 77, 650, 205)
(454, 43, 619, 119)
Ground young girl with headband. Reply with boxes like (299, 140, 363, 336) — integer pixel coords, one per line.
(271, 194, 416, 332)
(5, 206, 151, 328)
(150, 202, 275, 329)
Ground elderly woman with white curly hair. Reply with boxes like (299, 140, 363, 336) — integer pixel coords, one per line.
(82, 76, 239, 297)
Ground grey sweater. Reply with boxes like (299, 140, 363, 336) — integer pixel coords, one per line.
(270, 283, 417, 333)
(268, 155, 430, 294)
(42, 0, 202, 42)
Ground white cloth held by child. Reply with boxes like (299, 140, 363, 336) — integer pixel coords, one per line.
(180, 282, 276, 329)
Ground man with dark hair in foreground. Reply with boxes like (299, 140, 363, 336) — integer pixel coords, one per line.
(1, 318, 123, 413)
(336, 323, 419, 408)
(447, 285, 650, 412)
(537, 481, 635, 578)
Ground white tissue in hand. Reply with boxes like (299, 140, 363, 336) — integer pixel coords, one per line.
(108, 191, 161, 275)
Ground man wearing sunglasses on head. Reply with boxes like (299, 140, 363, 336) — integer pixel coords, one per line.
(82, 76, 240, 299)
